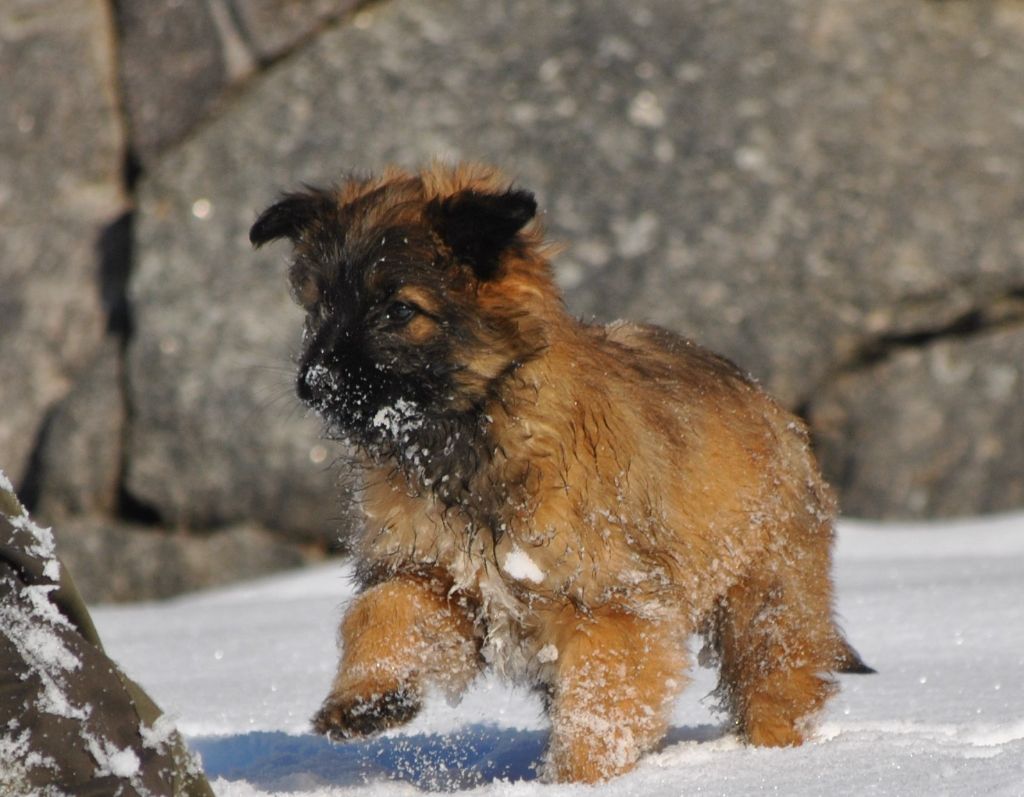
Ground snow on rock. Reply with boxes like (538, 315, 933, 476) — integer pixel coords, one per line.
(2, 471, 60, 582)
(83, 732, 141, 779)
(1, 467, 154, 792)
(89, 513, 1024, 796)
(1, 469, 86, 725)
(0, 729, 59, 795)
(139, 714, 179, 754)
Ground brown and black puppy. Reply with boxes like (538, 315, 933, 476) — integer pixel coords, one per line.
(250, 163, 870, 783)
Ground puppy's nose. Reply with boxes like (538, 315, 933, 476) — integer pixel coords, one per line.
(296, 365, 314, 403)
(297, 321, 351, 404)
(297, 361, 337, 404)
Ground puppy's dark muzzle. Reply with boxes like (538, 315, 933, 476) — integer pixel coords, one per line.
(296, 362, 329, 405)
(297, 323, 355, 404)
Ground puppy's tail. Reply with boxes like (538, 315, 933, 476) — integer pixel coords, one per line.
(834, 637, 876, 674)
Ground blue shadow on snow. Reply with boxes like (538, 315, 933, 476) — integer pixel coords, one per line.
(191, 723, 727, 792)
(192, 725, 546, 792)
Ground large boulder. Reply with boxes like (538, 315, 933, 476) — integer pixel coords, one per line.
(116, 0, 236, 165)
(52, 517, 317, 603)
(125, 0, 1024, 521)
(30, 339, 125, 522)
(117, 0, 362, 165)
(0, 0, 126, 489)
(810, 322, 1024, 520)
(232, 0, 361, 61)
(124, 186, 353, 540)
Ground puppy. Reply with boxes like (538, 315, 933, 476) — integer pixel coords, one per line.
(250, 163, 869, 782)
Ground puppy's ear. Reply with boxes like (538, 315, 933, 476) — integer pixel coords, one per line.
(426, 188, 537, 279)
(250, 189, 333, 248)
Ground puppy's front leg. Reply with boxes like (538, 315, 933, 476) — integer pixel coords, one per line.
(545, 611, 687, 783)
(313, 574, 480, 740)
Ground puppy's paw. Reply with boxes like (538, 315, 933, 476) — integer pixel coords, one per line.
(312, 687, 422, 741)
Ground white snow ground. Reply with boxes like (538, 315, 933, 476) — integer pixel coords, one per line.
(91, 515, 1024, 796)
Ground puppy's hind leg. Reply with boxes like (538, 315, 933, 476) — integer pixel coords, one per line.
(313, 574, 480, 740)
(710, 535, 842, 747)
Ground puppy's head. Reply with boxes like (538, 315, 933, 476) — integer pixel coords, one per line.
(251, 164, 554, 454)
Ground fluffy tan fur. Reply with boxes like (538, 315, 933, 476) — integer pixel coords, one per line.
(287, 165, 859, 782)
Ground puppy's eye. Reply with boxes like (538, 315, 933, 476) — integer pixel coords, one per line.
(383, 301, 417, 325)
(293, 274, 321, 312)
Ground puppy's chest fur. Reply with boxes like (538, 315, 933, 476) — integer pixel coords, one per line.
(357, 469, 547, 680)
(350, 328, 800, 680)
(352, 415, 678, 679)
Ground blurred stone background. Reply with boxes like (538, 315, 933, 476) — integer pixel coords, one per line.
(1, 0, 1022, 602)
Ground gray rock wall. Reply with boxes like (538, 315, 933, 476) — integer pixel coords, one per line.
(2, 0, 1023, 599)
(0, 0, 124, 489)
